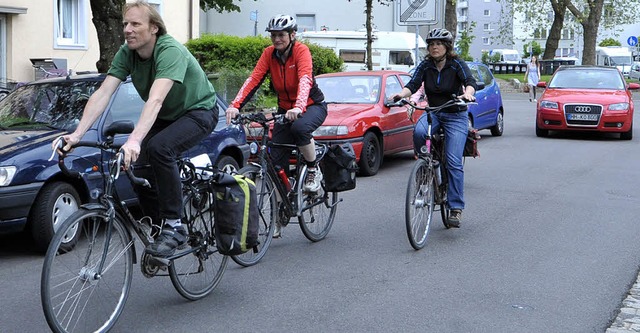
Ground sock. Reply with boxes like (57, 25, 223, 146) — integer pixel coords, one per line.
(164, 218, 181, 228)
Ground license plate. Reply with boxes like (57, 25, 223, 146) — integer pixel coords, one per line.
(567, 113, 598, 121)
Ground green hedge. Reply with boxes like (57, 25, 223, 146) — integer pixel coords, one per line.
(186, 33, 344, 107)
(185, 33, 344, 76)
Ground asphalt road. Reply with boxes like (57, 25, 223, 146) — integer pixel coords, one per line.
(1, 91, 640, 332)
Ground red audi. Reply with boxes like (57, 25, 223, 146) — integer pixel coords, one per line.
(536, 65, 639, 140)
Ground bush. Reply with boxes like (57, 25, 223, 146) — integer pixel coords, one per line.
(187, 33, 344, 107)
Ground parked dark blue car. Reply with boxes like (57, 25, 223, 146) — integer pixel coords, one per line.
(0, 74, 249, 251)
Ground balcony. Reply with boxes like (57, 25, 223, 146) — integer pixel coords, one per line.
(458, 15, 468, 22)
(458, 1, 468, 8)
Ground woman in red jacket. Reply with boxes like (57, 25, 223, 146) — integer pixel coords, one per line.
(226, 14, 327, 236)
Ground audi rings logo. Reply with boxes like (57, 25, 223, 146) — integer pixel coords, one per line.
(574, 106, 592, 113)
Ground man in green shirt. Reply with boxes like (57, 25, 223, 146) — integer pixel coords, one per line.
(58, 1, 217, 257)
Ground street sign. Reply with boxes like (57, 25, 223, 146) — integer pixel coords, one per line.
(396, 0, 439, 26)
(628, 36, 638, 47)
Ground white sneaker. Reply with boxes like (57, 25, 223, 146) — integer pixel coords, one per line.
(304, 168, 323, 192)
(533, 99, 537, 102)
(273, 221, 283, 238)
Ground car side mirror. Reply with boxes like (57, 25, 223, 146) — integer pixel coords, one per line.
(537, 82, 547, 88)
(475, 82, 485, 91)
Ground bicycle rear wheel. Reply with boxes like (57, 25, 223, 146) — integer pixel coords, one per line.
(41, 207, 133, 333)
(405, 158, 436, 250)
(298, 166, 338, 242)
(232, 165, 277, 266)
(170, 186, 228, 301)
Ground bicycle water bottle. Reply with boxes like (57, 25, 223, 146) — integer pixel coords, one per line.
(276, 167, 292, 192)
(433, 160, 443, 185)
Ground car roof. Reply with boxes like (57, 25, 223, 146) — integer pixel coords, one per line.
(317, 70, 409, 78)
(556, 65, 618, 72)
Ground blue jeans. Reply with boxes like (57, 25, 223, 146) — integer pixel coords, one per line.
(413, 110, 468, 210)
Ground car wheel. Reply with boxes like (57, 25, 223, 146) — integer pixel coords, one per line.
(535, 125, 548, 137)
(621, 124, 633, 140)
(215, 155, 240, 174)
(30, 182, 81, 253)
(358, 132, 381, 177)
(490, 112, 504, 136)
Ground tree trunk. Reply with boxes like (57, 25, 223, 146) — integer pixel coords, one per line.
(444, 0, 457, 39)
(90, 0, 125, 73)
(366, 0, 373, 70)
(542, 0, 566, 60)
(580, 0, 604, 65)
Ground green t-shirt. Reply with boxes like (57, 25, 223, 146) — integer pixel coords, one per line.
(108, 34, 216, 121)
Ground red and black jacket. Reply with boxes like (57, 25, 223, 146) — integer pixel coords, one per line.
(231, 41, 324, 112)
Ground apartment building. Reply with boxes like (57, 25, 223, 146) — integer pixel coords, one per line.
(1, 0, 200, 84)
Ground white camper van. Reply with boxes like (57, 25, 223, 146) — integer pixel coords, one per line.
(596, 46, 634, 77)
(489, 49, 522, 64)
(298, 30, 427, 72)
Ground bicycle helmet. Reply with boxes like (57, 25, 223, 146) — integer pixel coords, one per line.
(266, 14, 298, 32)
(425, 28, 453, 42)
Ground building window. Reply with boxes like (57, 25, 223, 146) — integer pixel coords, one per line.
(534, 28, 548, 39)
(147, 0, 163, 15)
(54, 0, 87, 49)
(561, 28, 574, 40)
(483, 23, 491, 31)
(484, 9, 490, 16)
(296, 14, 316, 32)
(482, 37, 490, 45)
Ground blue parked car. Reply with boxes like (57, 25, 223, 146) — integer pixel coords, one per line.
(466, 62, 504, 136)
(0, 74, 249, 251)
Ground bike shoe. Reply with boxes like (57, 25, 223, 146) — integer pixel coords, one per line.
(145, 225, 188, 257)
(273, 221, 283, 238)
(447, 209, 462, 228)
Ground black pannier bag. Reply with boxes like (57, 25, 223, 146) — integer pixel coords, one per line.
(212, 173, 259, 255)
(321, 143, 358, 192)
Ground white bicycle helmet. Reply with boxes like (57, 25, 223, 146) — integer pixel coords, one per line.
(426, 28, 453, 42)
(266, 14, 298, 32)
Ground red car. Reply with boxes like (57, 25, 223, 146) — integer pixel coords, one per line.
(536, 65, 640, 140)
(314, 70, 425, 176)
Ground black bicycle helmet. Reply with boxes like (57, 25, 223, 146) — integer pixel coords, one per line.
(425, 28, 453, 42)
(266, 14, 298, 32)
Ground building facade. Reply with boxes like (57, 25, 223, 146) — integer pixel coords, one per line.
(1, 0, 200, 84)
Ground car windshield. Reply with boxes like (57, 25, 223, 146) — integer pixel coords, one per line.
(316, 76, 382, 104)
(0, 81, 100, 130)
(548, 69, 625, 90)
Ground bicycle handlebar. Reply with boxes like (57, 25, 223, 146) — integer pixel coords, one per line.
(53, 137, 150, 188)
(388, 96, 471, 112)
(232, 112, 291, 126)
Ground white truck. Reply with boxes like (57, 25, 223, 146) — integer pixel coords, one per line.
(298, 30, 427, 72)
(596, 46, 634, 77)
(488, 49, 522, 64)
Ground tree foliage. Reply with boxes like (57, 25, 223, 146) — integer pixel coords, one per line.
(599, 38, 621, 47)
(457, 22, 476, 61)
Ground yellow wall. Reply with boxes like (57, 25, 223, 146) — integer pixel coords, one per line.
(5, 0, 198, 82)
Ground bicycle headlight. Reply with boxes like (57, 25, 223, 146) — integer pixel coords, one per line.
(249, 142, 259, 155)
(0, 166, 17, 186)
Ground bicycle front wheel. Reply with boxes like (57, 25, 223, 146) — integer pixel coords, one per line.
(298, 166, 338, 242)
(170, 186, 228, 301)
(41, 207, 134, 333)
(405, 158, 436, 250)
(231, 164, 277, 266)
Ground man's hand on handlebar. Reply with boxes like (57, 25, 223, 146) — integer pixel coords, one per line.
(226, 107, 240, 125)
(120, 140, 141, 170)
